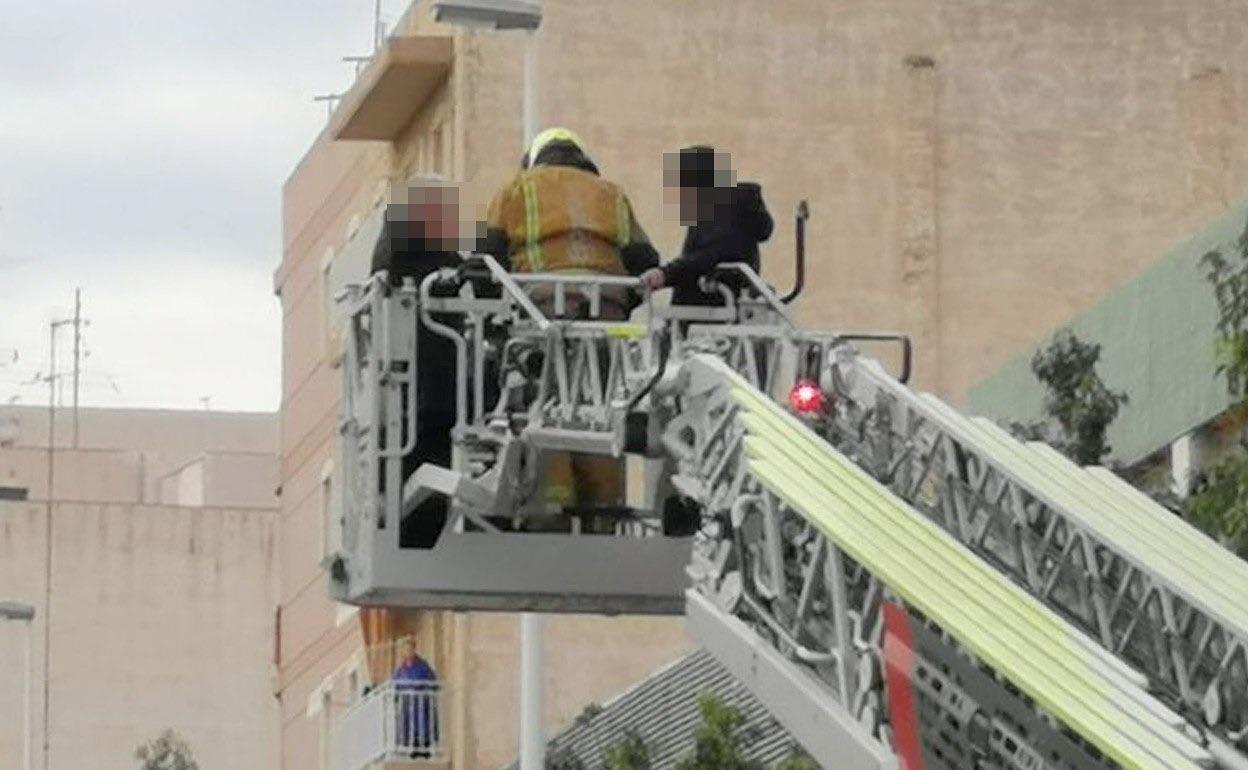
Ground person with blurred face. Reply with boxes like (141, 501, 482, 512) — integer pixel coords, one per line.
(640, 146, 774, 307)
(372, 182, 462, 279)
(370, 180, 464, 548)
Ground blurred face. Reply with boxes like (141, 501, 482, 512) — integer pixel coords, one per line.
(397, 639, 415, 661)
(410, 199, 458, 243)
(400, 184, 461, 251)
(677, 186, 702, 225)
(662, 148, 734, 226)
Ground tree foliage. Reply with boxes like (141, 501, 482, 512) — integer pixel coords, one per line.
(1183, 451, 1248, 558)
(674, 695, 766, 770)
(1010, 330, 1128, 466)
(545, 695, 820, 770)
(1191, 218, 1248, 558)
(1201, 217, 1248, 399)
(546, 744, 588, 770)
(134, 730, 198, 770)
(603, 731, 651, 770)
(669, 694, 816, 770)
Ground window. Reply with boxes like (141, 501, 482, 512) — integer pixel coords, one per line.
(432, 121, 446, 176)
(419, 132, 432, 175)
(320, 246, 336, 358)
(318, 688, 334, 770)
(335, 602, 359, 627)
(0, 487, 29, 501)
(441, 112, 455, 177)
(372, 178, 390, 211)
(345, 214, 362, 241)
(320, 458, 338, 561)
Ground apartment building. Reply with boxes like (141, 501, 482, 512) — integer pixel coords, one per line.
(0, 406, 280, 770)
(275, 2, 1248, 770)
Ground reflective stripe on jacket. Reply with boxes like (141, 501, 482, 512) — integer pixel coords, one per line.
(486, 166, 637, 275)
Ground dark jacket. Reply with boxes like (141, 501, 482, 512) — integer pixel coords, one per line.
(370, 218, 461, 422)
(372, 218, 461, 549)
(662, 182, 773, 307)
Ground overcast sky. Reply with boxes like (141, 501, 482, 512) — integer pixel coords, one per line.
(0, 0, 411, 412)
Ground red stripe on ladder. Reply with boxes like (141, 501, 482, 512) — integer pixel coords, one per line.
(882, 601, 928, 770)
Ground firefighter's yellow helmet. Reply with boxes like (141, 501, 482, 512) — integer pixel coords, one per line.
(526, 127, 587, 168)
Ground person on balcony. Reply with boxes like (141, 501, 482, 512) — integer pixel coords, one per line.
(370, 179, 464, 549)
(393, 642, 439, 756)
(481, 128, 660, 530)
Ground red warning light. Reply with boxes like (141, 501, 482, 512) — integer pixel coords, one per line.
(789, 379, 826, 415)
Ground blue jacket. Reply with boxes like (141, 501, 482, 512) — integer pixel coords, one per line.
(394, 656, 437, 686)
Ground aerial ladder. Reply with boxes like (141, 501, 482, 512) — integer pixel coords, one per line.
(329, 209, 1248, 770)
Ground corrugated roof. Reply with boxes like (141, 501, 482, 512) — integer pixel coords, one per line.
(500, 650, 800, 770)
(967, 194, 1248, 464)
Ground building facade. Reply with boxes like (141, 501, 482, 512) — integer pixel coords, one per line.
(968, 193, 1248, 532)
(0, 406, 280, 770)
(275, 2, 1248, 770)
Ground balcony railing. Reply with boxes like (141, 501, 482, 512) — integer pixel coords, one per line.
(335, 681, 445, 770)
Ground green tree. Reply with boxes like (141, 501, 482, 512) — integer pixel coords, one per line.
(545, 744, 588, 770)
(134, 730, 199, 770)
(603, 731, 651, 770)
(671, 694, 817, 770)
(1183, 451, 1248, 557)
(1191, 217, 1248, 558)
(1010, 330, 1128, 466)
(1201, 217, 1248, 399)
(674, 695, 766, 770)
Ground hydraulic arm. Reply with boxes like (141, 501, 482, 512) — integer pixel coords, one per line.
(331, 255, 1246, 769)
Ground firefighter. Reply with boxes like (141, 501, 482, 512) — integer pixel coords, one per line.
(483, 127, 659, 530)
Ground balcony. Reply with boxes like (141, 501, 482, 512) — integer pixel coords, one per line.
(330, 35, 453, 142)
(335, 681, 447, 770)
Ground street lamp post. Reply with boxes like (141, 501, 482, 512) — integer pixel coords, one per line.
(0, 602, 36, 770)
(430, 0, 542, 143)
(429, 5, 544, 770)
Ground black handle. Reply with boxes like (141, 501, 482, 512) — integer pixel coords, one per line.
(624, 332, 672, 415)
(780, 200, 809, 304)
(834, 333, 913, 384)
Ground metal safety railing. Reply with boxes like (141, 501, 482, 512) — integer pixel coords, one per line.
(335, 681, 445, 770)
(672, 355, 1213, 770)
(815, 349, 1248, 764)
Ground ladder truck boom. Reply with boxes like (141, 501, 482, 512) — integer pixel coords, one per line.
(329, 250, 1246, 769)
(816, 350, 1248, 765)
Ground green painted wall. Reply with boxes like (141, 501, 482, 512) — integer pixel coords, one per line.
(967, 197, 1248, 465)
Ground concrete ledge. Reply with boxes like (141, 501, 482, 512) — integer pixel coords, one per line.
(332, 36, 453, 142)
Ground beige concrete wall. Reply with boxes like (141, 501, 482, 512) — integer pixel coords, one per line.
(276, 2, 1248, 769)
(449, 0, 1248, 399)
(161, 457, 206, 507)
(158, 452, 279, 509)
(0, 405, 276, 456)
(202, 452, 279, 509)
(0, 407, 278, 507)
(0, 446, 145, 503)
(0, 501, 279, 770)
